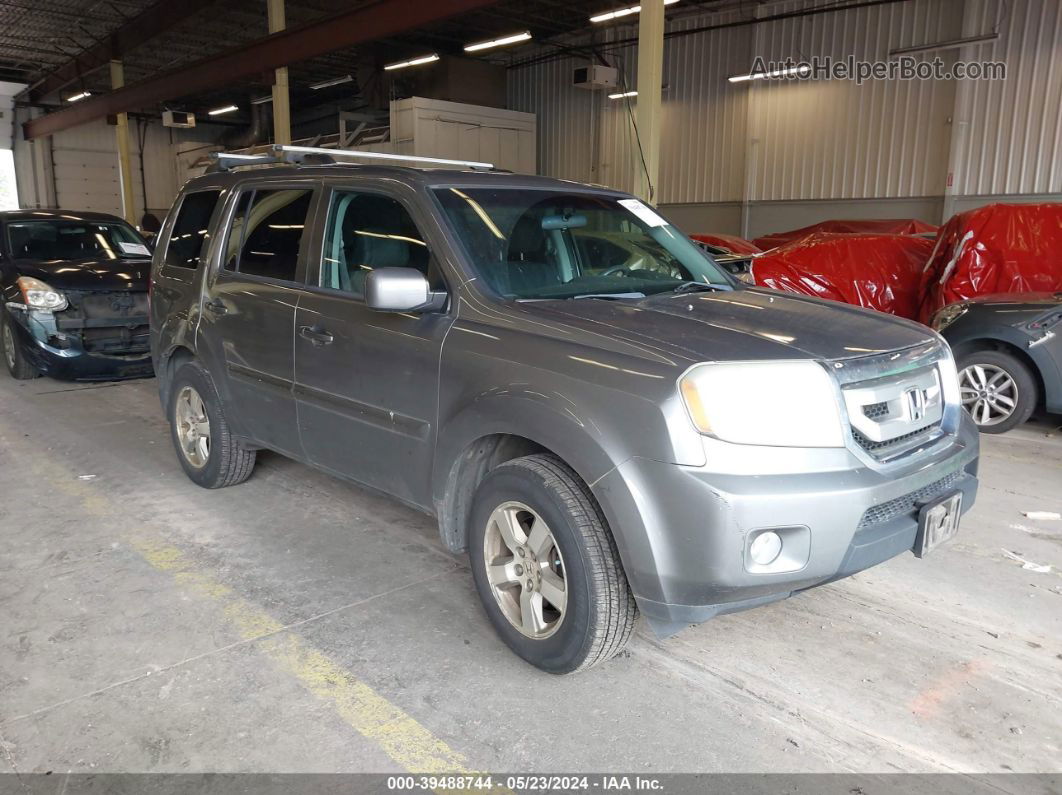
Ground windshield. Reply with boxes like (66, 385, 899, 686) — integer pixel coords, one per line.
(432, 188, 731, 299)
(6, 220, 150, 261)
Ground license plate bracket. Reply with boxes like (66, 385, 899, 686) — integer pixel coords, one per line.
(914, 490, 963, 558)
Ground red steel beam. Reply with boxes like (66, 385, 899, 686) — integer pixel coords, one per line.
(26, 0, 219, 102)
(24, 0, 499, 139)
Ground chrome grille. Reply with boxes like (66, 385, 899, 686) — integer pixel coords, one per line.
(843, 364, 945, 460)
(858, 471, 963, 529)
(852, 424, 937, 454)
(862, 401, 890, 420)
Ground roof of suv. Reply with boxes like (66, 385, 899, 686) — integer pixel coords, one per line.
(184, 164, 626, 196)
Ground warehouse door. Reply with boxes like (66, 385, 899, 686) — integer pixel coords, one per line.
(0, 149, 17, 209)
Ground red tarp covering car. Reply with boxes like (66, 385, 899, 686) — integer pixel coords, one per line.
(917, 203, 1062, 323)
(752, 232, 936, 319)
(689, 233, 762, 255)
(753, 219, 938, 251)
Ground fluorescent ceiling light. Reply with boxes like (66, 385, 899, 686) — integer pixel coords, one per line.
(464, 31, 532, 52)
(66, 91, 91, 102)
(207, 104, 239, 115)
(728, 64, 811, 83)
(309, 74, 353, 90)
(590, 0, 678, 24)
(384, 53, 440, 71)
(250, 95, 273, 105)
(608, 90, 638, 99)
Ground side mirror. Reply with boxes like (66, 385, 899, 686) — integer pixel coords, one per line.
(365, 267, 446, 313)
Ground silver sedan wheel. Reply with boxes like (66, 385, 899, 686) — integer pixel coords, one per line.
(2, 323, 15, 370)
(174, 385, 211, 468)
(959, 363, 1018, 427)
(483, 501, 567, 639)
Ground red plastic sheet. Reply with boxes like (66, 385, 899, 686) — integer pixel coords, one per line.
(689, 233, 762, 255)
(753, 219, 937, 251)
(918, 203, 1062, 322)
(752, 232, 936, 319)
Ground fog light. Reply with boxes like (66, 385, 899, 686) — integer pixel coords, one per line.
(749, 531, 782, 566)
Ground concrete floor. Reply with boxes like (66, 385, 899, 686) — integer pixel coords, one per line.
(1, 374, 1060, 776)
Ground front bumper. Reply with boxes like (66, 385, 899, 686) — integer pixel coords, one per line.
(9, 307, 154, 381)
(592, 415, 980, 636)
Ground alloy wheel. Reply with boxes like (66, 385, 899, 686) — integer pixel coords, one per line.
(174, 385, 211, 468)
(959, 363, 1018, 426)
(482, 501, 567, 639)
(2, 323, 14, 371)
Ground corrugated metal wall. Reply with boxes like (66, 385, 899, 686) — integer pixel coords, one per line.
(956, 0, 1062, 196)
(509, 9, 753, 202)
(508, 0, 1061, 208)
(747, 0, 961, 200)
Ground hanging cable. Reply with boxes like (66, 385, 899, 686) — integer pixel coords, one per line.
(616, 61, 654, 203)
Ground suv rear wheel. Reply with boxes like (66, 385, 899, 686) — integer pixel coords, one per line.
(468, 454, 637, 674)
(957, 349, 1037, 433)
(168, 362, 256, 488)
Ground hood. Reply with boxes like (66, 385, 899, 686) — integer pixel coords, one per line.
(519, 287, 936, 364)
(11, 257, 151, 291)
(965, 291, 1062, 308)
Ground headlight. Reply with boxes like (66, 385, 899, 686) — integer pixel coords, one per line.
(679, 361, 845, 447)
(936, 344, 961, 407)
(16, 276, 68, 312)
(930, 303, 967, 331)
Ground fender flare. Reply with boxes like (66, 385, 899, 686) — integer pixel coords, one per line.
(432, 392, 627, 549)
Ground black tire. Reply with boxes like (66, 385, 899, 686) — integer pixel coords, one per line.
(168, 361, 256, 488)
(2, 311, 39, 380)
(956, 349, 1037, 434)
(468, 454, 637, 674)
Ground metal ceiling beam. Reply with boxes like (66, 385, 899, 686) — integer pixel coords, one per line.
(23, 0, 218, 101)
(24, 0, 500, 139)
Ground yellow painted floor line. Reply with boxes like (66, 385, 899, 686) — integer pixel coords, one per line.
(130, 536, 472, 774)
(16, 444, 475, 776)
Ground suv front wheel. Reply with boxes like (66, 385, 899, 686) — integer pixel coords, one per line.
(168, 362, 257, 488)
(469, 454, 637, 674)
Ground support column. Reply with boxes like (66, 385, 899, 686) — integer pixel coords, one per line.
(634, 0, 664, 203)
(110, 60, 136, 225)
(268, 0, 291, 145)
(941, 2, 975, 223)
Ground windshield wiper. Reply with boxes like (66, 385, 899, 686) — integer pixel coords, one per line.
(572, 292, 646, 300)
(671, 281, 733, 294)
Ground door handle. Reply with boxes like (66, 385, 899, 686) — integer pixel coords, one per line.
(203, 297, 227, 315)
(299, 325, 334, 346)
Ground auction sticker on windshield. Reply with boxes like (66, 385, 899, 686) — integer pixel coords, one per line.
(118, 241, 151, 256)
(618, 198, 667, 227)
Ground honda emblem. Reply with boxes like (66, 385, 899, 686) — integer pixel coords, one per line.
(904, 387, 928, 422)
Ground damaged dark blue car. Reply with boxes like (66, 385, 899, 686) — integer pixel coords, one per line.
(0, 209, 154, 381)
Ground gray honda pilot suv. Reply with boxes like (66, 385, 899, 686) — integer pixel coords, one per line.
(150, 146, 980, 673)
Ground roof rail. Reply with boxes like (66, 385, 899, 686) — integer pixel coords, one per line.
(207, 145, 495, 172)
(207, 151, 280, 172)
(274, 144, 494, 170)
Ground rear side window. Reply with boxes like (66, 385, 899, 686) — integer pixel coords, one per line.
(223, 188, 312, 282)
(165, 190, 221, 269)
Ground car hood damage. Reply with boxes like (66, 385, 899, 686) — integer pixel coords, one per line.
(11, 257, 151, 291)
(520, 287, 936, 364)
